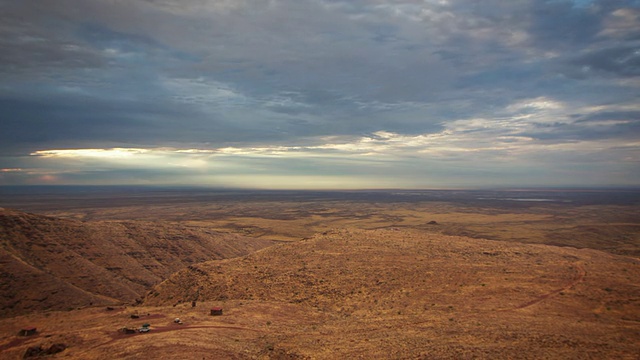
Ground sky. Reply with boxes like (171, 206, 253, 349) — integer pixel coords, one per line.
(0, 0, 639, 189)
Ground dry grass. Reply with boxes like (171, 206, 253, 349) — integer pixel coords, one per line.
(1, 190, 639, 358)
(0, 209, 275, 317)
(2, 229, 636, 359)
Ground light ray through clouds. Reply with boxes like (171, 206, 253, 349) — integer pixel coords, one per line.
(0, 0, 639, 188)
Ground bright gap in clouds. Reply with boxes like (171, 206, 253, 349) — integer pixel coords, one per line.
(32, 148, 150, 158)
(16, 115, 639, 189)
(17, 93, 640, 189)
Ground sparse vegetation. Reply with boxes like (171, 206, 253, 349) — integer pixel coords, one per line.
(0, 209, 274, 317)
(0, 190, 639, 359)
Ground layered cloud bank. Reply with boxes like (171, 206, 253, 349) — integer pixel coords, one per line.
(1, 0, 638, 188)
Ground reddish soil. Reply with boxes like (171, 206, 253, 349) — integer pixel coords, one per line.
(0, 336, 38, 352)
(511, 262, 587, 310)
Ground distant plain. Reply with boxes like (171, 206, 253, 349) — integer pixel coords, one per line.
(3, 187, 639, 256)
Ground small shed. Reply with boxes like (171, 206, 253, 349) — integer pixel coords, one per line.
(19, 327, 37, 336)
(210, 307, 223, 316)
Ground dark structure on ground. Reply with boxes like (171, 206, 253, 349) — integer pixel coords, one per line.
(19, 327, 36, 336)
(210, 307, 223, 316)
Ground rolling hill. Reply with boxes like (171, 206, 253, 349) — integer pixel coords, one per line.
(138, 228, 640, 358)
(1, 208, 638, 358)
(0, 208, 275, 317)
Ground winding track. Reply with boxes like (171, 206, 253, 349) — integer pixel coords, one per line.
(508, 262, 586, 311)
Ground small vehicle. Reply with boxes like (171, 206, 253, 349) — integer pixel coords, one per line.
(138, 327, 150, 333)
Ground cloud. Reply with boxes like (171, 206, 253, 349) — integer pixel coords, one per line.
(0, 0, 639, 187)
(32, 148, 150, 159)
(571, 45, 640, 77)
(13, 92, 638, 188)
(599, 7, 640, 39)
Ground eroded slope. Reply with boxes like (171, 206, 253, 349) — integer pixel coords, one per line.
(0, 209, 275, 317)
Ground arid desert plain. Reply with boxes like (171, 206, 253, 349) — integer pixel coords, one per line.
(1, 187, 639, 359)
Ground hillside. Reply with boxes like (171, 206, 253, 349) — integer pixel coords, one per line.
(0, 209, 275, 317)
(1, 190, 639, 358)
(137, 228, 640, 358)
(0, 228, 638, 358)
